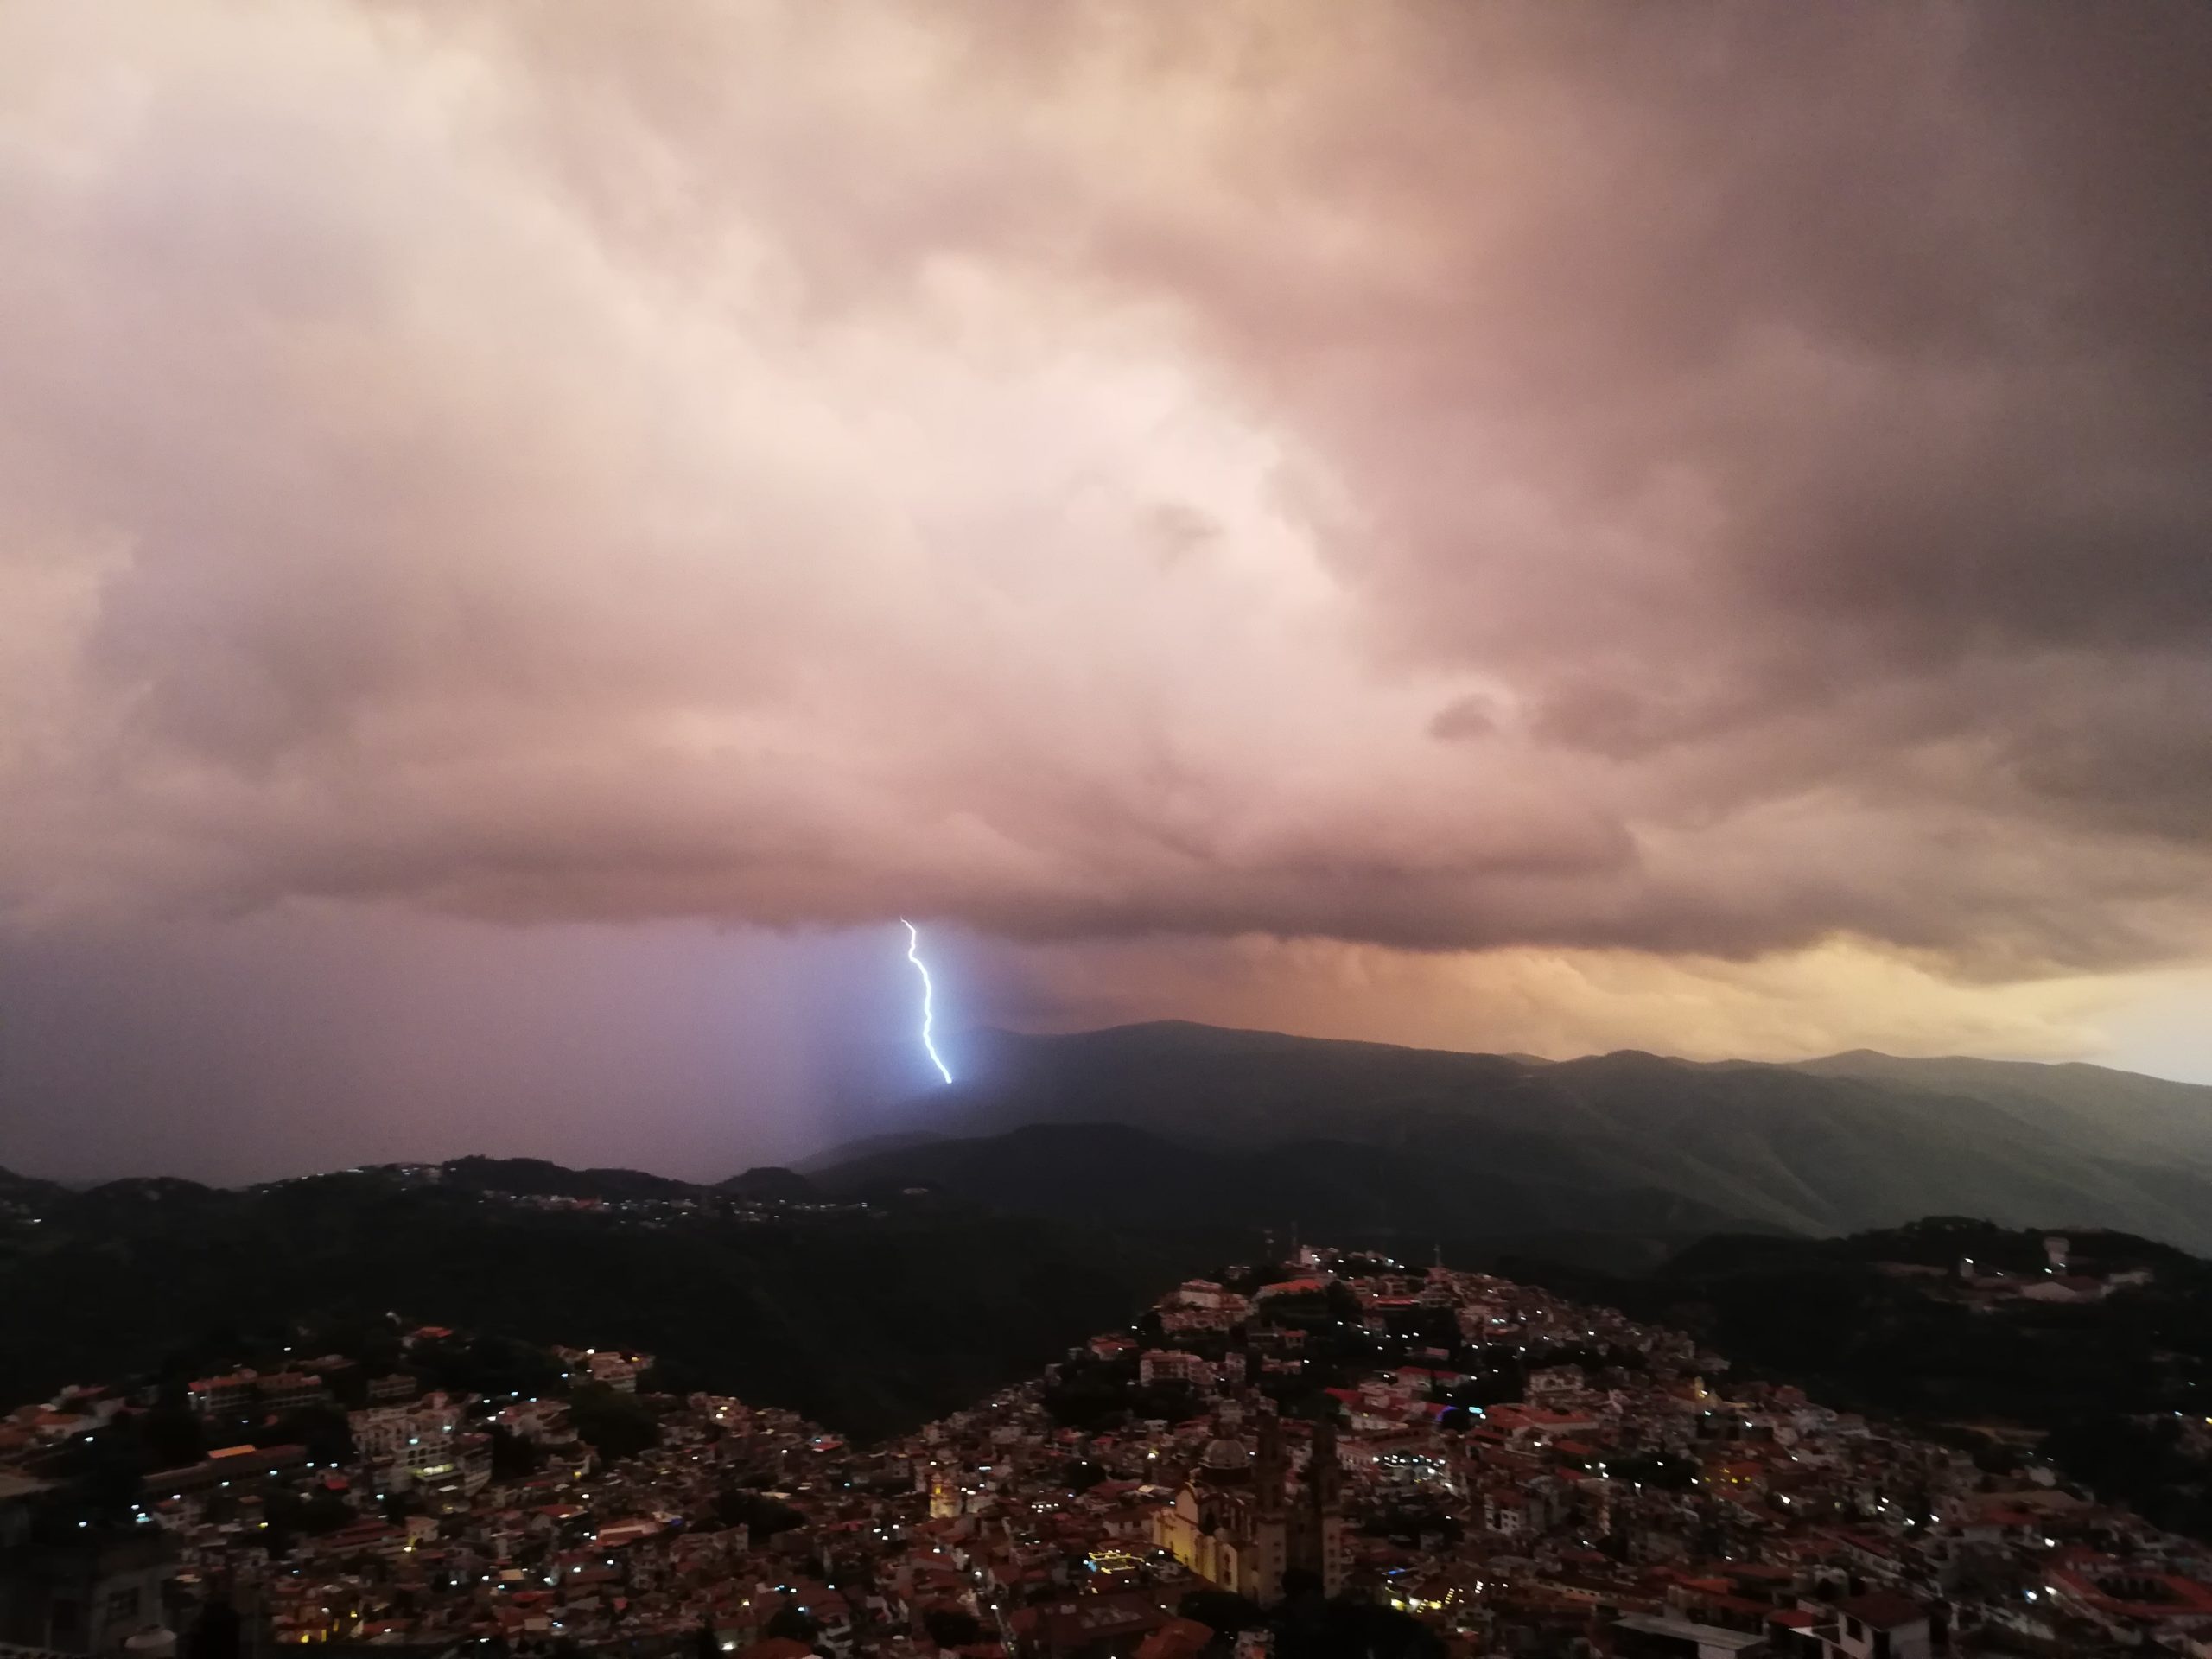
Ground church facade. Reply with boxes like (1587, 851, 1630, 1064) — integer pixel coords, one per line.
(1154, 1412, 1347, 1604)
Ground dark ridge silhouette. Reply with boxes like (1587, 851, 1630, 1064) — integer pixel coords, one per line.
(846, 1022, 2212, 1251)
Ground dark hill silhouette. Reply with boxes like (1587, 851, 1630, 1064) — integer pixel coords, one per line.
(1553, 1218, 2212, 1537)
(811, 1120, 1758, 1246)
(0, 1165, 80, 1208)
(716, 1166, 822, 1203)
(434, 1155, 697, 1203)
(854, 1022, 2212, 1251)
(0, 1160, 1175, 1439)
(791, 1128, 948, 1173)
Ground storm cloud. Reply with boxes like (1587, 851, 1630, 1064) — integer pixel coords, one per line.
(3, 4, 2209, 1004)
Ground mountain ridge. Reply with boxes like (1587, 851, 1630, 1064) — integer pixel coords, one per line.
(855, 1022, 2212, 1252)
(7, 1024, 2209, 1251)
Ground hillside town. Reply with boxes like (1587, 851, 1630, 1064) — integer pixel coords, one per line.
(7, 1248, 2212, 1659)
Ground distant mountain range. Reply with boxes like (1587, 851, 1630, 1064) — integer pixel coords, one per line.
(804, 1022, 2212, 1255)
(9, 1022, 2209, 1262)
(9, 1018, 2212, 1442)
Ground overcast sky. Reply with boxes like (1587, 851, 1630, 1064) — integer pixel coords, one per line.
(3, 3, 2209, 1182)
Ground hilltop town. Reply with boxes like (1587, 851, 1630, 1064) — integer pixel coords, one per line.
(7, 1246, 2212, 1658)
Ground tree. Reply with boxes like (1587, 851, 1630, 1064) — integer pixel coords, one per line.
(489, 1424, 543, 1478)
(1179, 1589, 1264, 1637)
(183, 1598, 242, 1659)
(762, 1599, 817, 1644)
(567, 1383, 661, 1459)
(1272, 1593, 1444, 1659)
(713, 1485, 805, 1540)
(143, 1406, 208, 1469)
(263, 1404, 352, 1465)
(923, 1608, 984, 1648)
(298, 1490, 354, 1535)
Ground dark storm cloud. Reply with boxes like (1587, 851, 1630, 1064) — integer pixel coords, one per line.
(1, 0, 2208, 987)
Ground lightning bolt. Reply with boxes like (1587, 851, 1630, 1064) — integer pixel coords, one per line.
(902, 919, 953, 1084)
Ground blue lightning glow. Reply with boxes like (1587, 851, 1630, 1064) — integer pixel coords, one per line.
(901, 919, 953, 1084)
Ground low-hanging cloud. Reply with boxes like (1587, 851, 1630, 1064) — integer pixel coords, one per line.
(3, 0, 2209, 997)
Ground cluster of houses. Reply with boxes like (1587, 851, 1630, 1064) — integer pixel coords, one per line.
(6, 1248, 2212, 1656)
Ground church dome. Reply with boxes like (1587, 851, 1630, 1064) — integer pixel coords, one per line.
(1201, 1435, 1251, 1470)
